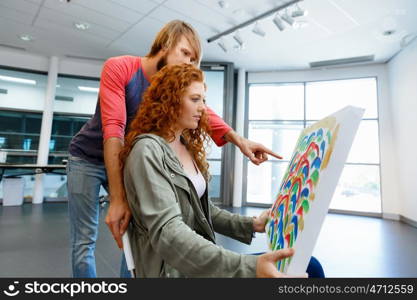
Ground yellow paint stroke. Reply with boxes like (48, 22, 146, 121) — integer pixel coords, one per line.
(299, 217, 304, 231)
(321, 123, 340, 169)
(284, 223, 294, 237)
(309, 192, 315, 201)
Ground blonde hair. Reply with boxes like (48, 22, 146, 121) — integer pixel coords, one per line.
(147, 20, 202, 65)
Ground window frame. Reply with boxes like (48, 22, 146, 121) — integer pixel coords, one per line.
(243, 76, 382, 217)
(201, 62, 235, 205)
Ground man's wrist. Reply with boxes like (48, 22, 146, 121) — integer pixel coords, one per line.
(224, 130, 244, 148)
(109, 193, 126, 203)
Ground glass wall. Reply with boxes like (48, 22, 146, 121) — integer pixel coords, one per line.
(0, 66, 48, 165)
(0, 111, 41, 164)
(203, 69, 225, 201)
(0, 66, 97, 201)
(46, 74, 99, 199)
(1, 64, 232, 203)
(246, 78, 381, 214)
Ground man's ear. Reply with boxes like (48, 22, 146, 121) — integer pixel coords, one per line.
(161, 46, 169, 54)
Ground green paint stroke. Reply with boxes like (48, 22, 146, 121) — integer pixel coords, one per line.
(327, 130, 332, 144)
(302, 199, 310, 213)
(310, 169, 319, 186)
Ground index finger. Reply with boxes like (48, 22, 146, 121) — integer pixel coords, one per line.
(110, 223, 123, 249)
(261, 148, 283, 160)
(114, 233, 123, 249)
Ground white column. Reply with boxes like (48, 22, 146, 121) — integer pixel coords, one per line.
(33, 56, 59, 204)
(232, 68, 246, 207)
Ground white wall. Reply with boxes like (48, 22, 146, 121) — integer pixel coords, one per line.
(387, 38, 417, 222)
(247, 64, 402, 219)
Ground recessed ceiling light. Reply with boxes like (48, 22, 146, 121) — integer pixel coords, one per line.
(74, 22, 90, 31)
(19, 34, 34, 42)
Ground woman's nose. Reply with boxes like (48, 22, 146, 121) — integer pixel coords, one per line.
(198, 103, 206, 112)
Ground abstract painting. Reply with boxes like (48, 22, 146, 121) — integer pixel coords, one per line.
(266, 106, 364, 274)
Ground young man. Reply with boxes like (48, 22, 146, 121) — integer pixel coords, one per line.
(67, 20, 282, 278)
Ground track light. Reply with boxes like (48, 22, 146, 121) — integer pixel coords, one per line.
(273, 14, 285, 31)
(233, 31, 244, 47)
(252, 22, 266, 37)
(281, 10, 295, 26)
(207, 0, 306, 51)
(218, 1, 229, 9)
(291, 4, 308, 17)
(217, 38, 227, 52)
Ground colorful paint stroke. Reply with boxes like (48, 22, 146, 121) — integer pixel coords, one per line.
(266, 116, 340, 273)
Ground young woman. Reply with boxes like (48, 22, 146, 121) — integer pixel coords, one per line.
(120, 63, 302, 278)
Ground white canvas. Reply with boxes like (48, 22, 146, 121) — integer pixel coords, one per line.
(266, 105, 364, 274)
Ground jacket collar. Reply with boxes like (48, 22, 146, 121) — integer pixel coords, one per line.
(134, 133, 186, 176)
(133, 133, 215, 242)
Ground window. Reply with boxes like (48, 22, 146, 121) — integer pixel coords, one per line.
(203, 69, 225, 201)
(246, 84, 305, 205)
(245, 78, 381, 214)
(0, 66, 47, 164)
(55, 75, 99, 115)
(48, 114, 91, 164)
(48, 74, 99, 164)
(0, 68, 97, 201)
(306, 78, 380, 213)
(0, 111, 42, 164)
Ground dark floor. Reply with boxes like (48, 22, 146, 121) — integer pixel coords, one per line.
(0, 203, 416, 277)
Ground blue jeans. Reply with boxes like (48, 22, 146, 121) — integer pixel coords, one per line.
(67, 155, 130, 278)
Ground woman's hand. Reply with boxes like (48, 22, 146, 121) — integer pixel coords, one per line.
(256, 249, 308, 278)
(252, 209, 271, 233)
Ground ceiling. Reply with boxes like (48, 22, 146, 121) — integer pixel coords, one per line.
(0, 0, 416, 71)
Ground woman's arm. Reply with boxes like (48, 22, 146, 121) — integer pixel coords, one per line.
(209, 202, 255, 244)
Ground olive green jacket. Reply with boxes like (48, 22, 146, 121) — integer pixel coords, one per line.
(123, 134, 258, 278)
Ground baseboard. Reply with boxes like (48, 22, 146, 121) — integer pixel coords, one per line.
(382, 213, 400, 221)
(328, 209, 382, 218)
(383, 213, 417, 228)
(400, 215, 417, 228)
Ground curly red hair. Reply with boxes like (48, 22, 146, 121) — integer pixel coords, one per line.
(120, 63, 211, 180)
